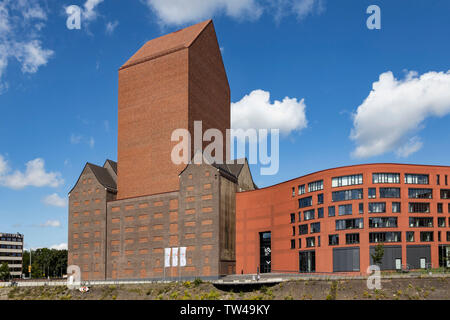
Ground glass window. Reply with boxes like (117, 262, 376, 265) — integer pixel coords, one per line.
(308, 180, 323, 192)
(306, 237, 315, 248)
(299, 196, 313, 208)
(329, 234, 339, 246)
(332, 174, 363, 188)
(409, 203, 430, 213)
(332, 189, 363, 202)
(368, 188, 376, 199)
(298, 184, 306, 195)
(438, 203, 443, 213)
(328, 206, 335, 217)
(369, 232, 401, 243)
(441, 189, 450, 199)
(298, 212, 301, 222)
(292, 187, 295, 197)
(420, 232, 434, 242)
(298, 238, 302, 248)
(368, 202, 386, 213)
(409, 217, 433, 228)
(290, 239, 295, 249)
(369, 217, 398, 228)
(346, 233, 360, 244)
(372, 173, 400, 184)
(336, 218, 364, 230)
(290, 213, 295, 223)
(380, 187, 401, 198)
(292, 226, 296, 236)
(406, 231, 415, 242)
(299, 224, 308, 235)
(304, 209, 315, 221)
(438, 217, 446, 227)
(338, 204, 353, 216)
(359, 203, 364, 214)
(317, 193, 324, 205)
(318, 207, 324, 219)
(310, 222, 320, 234)
(408, 188, 432, 199)
(405, 174, 429, 185)
(392, 202, 401, 213)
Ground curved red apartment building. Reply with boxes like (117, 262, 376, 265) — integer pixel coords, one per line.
(236, 164, 450, 274)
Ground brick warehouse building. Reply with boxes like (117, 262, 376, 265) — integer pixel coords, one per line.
(236, 164, 450, 274)
(68, 20, 256, 281)
(69, 20, 450, 280)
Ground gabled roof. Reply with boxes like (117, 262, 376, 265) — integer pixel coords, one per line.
(104, 159, 117, 174)
(87, 163, 117, 191)
(68, 161, 117, 194)
(120, 19, 212, 70)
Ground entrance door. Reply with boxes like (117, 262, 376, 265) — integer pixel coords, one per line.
(299, 251, 316, 273)
(259, 232, 271, 273)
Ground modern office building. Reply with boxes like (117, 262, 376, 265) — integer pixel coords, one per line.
(0, 233, 24, 278)
(68, 19, 450, 280)
(68, 20, 256, 281)
(236, 164, 450, 274)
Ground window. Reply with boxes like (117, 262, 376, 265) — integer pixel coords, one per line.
(408, 188, 433, 199)
(292, 226, 296, 236)
(438, 217, 446, 227)
(406, 231, 415, 242)
(346, 233, 360, 244)
(409, 203, 430, 213)
(290, 213, 295, 223)
(299, 224, 308, 235)
(328, 206, 335, 217)
(290, 239, 295, 249)
(298, 212, 301, 222)
(336, 218, 364, 230)
(409, 217, 433, 228)
(368, 188, 376, 199)
(308, 180, 323, 192)
(437, 175, 440, 185)
(438, 203, 443, 213)
(304, 209, 315, 221)
(446, 175, 448, 186)
(292, 187, 295, 197)
(369, 232, 401, 243)
(405, 174, 429, 185)
(441, 189, 450, 199)
(369, 217, 398, 228)
(338, 204, 352, 216)
(392, 202, 401, 213)
(298, 184, 306, 195)
(332, 189, 363, 202)
(318, 236, 321, 247)
(298, 238, 302, 248)
(380, 187, 401, 198)
(438, 231, 441, 242)
(310, 222, 320, 234)
(317, 193, 324, 205)
(318, 208, 324, 219)
(372, 173, 400, 184)
(359, 203, 364, 214)
(332, 174, 363, 187)
(420, 232, 434, 242)
(329, 234, 339, 246)
(299, 196, 313, 208)
(447, 232, 450, 242)
(306, 237, 315, 248)
(368, 202, 386, 213)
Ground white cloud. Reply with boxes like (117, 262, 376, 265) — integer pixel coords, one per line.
(70, 134, 83, 144)
(143, 0, 325, 25)
(50, 243, 68, 250)
(350, 70, 450, 158)
(40, 220, 61, 228)
(70, 134, 95, 148)
(143, 0, 262, 25)
(0, 155, 64, 189)
(106, 21, 119, 35)
(231, 89, 308, 135)
(0, 0, 53, 92)
(83, 0, 104, 22)
(43, 193, 67, 208)
(89, 137, 95, 149)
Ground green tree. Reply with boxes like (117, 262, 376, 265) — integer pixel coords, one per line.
(371, 243, 385, 266)
(0, 262, 10, 281)
(22, 249, 68, 278)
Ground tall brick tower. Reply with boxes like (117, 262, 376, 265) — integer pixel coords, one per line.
(117, 20, 230, 200)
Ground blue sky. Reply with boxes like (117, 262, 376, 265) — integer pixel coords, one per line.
(0, 0, 449, 249)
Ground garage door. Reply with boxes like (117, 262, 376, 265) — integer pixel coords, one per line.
(333, 247, 360, 272)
